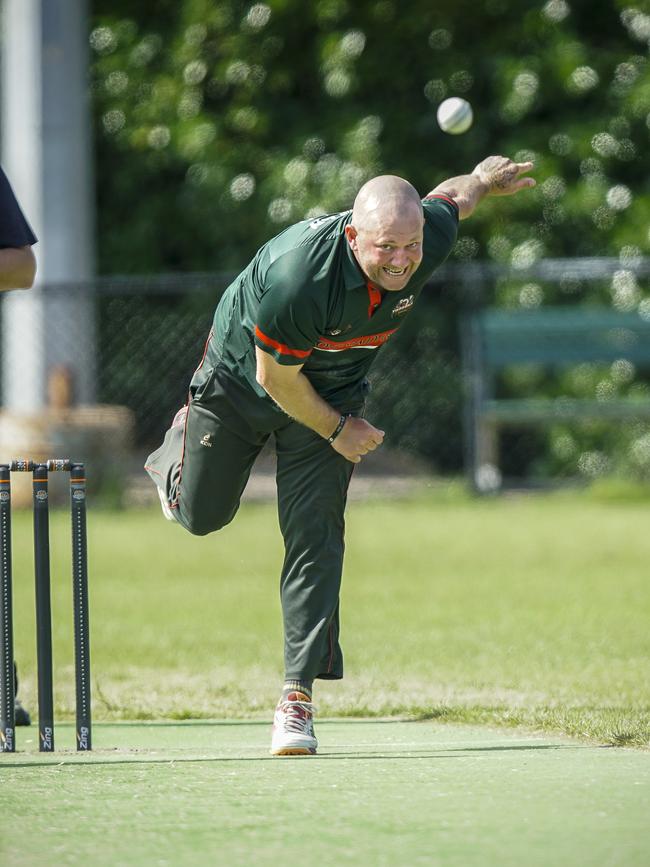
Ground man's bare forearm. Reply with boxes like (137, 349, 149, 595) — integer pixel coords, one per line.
(430, 156, 536, 219)
(262, 373, 341, 438)
(256, 359, 340, 439)
(0, 246, 37, 290)
(255, 347, 385, 463)
(430, 174, 489, 220)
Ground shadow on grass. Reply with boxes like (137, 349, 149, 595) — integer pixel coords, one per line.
(1, 742, 585, 769)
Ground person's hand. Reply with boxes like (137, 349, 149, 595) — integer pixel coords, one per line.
(472, 156, 536, 197)
(330, 416, 385, 464)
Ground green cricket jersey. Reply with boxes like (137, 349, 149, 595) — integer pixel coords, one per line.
(210, 194, 459, 410)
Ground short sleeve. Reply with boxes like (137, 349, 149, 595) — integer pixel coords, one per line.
(254, 255, 326, 366)
(0, 167, 37, 248)
(421, 195, 459, 265)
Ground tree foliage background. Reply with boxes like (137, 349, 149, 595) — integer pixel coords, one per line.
(91, 0, 650, 276)
(89, 0, 650, 480)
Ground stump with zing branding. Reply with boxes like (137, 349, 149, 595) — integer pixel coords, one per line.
(0, 460, 91, 753)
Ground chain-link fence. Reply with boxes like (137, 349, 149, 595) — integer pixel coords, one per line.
(95, 273, 232, 448)
(1, 258, 650, 499)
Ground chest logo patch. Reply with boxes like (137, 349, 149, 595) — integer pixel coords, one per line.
(325, 324, 352, 336)
(391, 295, 415, 318)
(316, 328, 397, 351)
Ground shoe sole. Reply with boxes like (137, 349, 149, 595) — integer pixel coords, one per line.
(157, 486, 176, 522)
(270, 747, 317, 756)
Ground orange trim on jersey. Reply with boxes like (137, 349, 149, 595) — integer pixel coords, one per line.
(367, 282, 382, 318)
(315, 328, 397, 351)
(423, 193, 459, 211)
(255, 325, 312, 359)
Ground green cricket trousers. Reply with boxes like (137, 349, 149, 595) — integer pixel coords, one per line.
(145, 359, 358, 682)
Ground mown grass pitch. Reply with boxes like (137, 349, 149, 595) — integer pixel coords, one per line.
(7, 488, 650, 746)
(3, 489, 649, 865)
(1, 720, 649, 867)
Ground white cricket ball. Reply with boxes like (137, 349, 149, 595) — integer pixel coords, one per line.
(437, 97, 473, 135)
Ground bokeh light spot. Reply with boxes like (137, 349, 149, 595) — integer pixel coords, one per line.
(424, 80, 446, 103)
(578, 451, 609, 478)
(230, 173, 256, 201)
(340, 30, 366, 58)
(147, 125, 171, 150)
(324, 70, 351, 97)
(90, 26, 117, 55)
(549, 133, 573, 155)
(606, 185, 632, 211)
(268, 197, 292, 223)
(611, 359, 635, 384)
(591, 133, 619, 158)
(543, 0, 570, 23)
(511, 239, 544, 269)
(244, 4, 272, 31)
(567, 66, 599, 94)
(611, 269, 639, 310)
(450, 70, 474, 93)
(541, 176, 566, 200)
(519, 283, 543, 307)
(102, 109, 126, 135)
(105, 71, 129, 95)
(184, 61, 208, 86)
(428, 29, 452, 50)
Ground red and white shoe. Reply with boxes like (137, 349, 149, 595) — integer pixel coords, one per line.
(270, 692, 317, 756)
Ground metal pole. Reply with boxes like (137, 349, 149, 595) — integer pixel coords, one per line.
(70, 463, 91, 750)
(32, 463, 54, 751)
(0, 465, 15, 752)
(2, 0, 97, 411)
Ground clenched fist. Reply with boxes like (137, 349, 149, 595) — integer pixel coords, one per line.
(330, 416, 385, 464)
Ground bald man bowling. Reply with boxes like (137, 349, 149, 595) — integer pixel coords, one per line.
(145, 156, 535, 755)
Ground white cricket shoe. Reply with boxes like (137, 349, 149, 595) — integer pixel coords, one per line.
(157, 485, 176, 522)
(154, 405, 188, 522)
(270, 691, 317, 756)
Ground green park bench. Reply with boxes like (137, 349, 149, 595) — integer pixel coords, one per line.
(461, 307, 650, 490)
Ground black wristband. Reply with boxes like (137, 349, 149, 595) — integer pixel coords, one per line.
(327, 414, 347, 444)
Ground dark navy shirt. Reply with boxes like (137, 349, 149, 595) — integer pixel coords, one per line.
(0, 166, 37, 248)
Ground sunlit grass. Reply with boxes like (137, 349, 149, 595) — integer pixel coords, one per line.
(8, 490, 650, 746)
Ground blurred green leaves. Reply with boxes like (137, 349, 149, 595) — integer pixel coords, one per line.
(90, 0, 649, 274)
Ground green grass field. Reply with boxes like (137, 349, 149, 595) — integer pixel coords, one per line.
(2, 721, 649, 867)
(7, 489, 650, 745)
(3, 489, 649, 865)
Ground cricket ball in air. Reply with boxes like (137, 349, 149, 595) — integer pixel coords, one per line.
(437, 97, 473, 135)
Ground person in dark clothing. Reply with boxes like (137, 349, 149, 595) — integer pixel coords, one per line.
(0, 164, 38, 725)
(146, 156, 535, 755)
(0, 166, 36, 291)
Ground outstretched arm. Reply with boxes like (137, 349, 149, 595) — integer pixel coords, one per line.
(429, 156, 535, 220)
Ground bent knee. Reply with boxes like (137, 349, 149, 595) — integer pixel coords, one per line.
(178, 505, 237, 537)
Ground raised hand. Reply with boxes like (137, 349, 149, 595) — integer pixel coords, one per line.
(472, 156, 536, 197)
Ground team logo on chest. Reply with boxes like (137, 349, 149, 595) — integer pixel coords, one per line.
(391, 295, 415, 318)
(325, 324, 352, 336)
